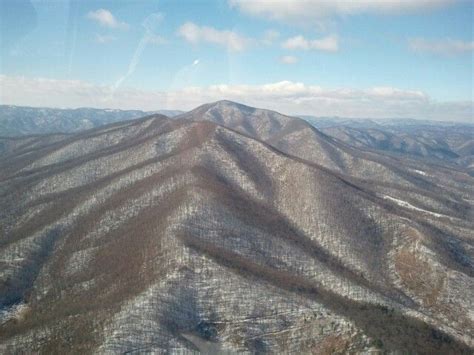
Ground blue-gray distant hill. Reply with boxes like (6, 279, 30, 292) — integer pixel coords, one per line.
(301, 115, 474, 175)
(0, 105, 184, 137)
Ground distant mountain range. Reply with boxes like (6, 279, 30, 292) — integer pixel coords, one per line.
(0, 105, 184, 137)
(0, 101, 472, 353)
(299, 115, 474, 175)
(300, 115, 474, 129)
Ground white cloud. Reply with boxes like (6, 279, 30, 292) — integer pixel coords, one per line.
(282, 35, 339, 52)
(230, 0, 456, 25)
(280, 55, 299, 64)
(95, 34, 117, 44)
(87, 9, 129, 30)
(409, 38, 474, 55)
(1, 75, 471, 122)
(177, 22, 252, 52)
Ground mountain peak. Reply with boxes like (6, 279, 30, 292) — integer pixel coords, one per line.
(196, 100, 256, 113)
(210, 99, 247, 107)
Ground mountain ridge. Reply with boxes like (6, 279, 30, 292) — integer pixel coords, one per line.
(0, 105, 184, 137)
(0, 101, 473, 353)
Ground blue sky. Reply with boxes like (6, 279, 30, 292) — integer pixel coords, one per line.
(0, 0, 473, 121)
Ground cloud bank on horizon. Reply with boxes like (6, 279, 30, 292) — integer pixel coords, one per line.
(0, 0, 472, 121)
(1, 75, 471, 122)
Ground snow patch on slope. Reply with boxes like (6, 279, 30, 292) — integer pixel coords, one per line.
(414, 169, 427, 176)
(382, 195, 445, 218)
(0, 303, 29, 325)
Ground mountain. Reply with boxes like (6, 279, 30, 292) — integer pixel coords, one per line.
(302, 116, 474, 130)
(155, 109, 186, 118)
(0, 105, 184, 137)
(321, 126, 457, 159)
(301, 118, 474, 175)
(179, 101, 473, 213)
(0, 101, 473, 353)
(300, 116, 382, 129)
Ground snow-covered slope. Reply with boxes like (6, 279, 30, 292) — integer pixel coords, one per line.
(0, 104, 473, 353)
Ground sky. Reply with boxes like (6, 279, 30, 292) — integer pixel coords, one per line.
(0, 0, 473, 121)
